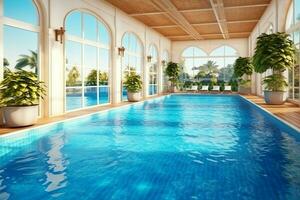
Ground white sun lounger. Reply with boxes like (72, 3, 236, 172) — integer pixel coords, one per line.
(200, 85, 209, 92)
(211, 86, 220, 93)
(187, 85, 198, 93)
(224, 86, 232, 93)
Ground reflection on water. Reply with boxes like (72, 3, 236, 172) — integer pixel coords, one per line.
(0, 95, 300, 199)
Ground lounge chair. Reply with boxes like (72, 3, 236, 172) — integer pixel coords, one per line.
(223, 86, 232, 93)
(211, 86, 220, 93)
(200, 85, 209, 93)
(187, 85, 198, 93)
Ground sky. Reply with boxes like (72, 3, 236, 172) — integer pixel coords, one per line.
(3, 0, 38, 70)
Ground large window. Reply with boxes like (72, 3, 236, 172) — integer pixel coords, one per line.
(182, 47, 208, 78)
(209, 46, 238, 82)
(121, 32, 143, 101)
(2, 0, 39, 77)
(181, 46, 238, 83)
(148, 44, 158, 95)
(65, 11, 110, 111)
(286, 1, 300, 102)
(162, 50, 170, 92)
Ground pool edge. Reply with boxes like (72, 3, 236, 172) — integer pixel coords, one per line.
(0, 94, 170, 138)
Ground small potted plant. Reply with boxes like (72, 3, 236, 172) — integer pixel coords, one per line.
(233, 57, 254, 94)
(165, 61, 180, 93)
(253, 32, 295, 104)
(123, 71, 142, 102)
(0, 70, 46, 127)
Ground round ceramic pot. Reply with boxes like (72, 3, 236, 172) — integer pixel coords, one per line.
(127, 92, 141, 102)
(3, 105, 39, 127)
(264, 91, 286, 105)
(169, 86, 177, 93)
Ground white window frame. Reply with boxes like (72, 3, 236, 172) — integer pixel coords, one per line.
(64, 10, 111, 112)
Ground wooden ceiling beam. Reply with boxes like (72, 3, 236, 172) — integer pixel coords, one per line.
(130, 11, 167, 16)
(149, 0, 203, 40)
(225, 3, 269, 10)
(167, 32, 251, 38)
(151, 19, 259, 28)
(209, 0, 229, 39)
(128, 3, 269, 16)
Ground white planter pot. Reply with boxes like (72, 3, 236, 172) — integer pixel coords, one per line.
(264, 91, 286, 105)
(169, 86, 177, 93)
(127, 92, 141, 102)
(3, 105, 39, 127)
(238, 86, 251, 95)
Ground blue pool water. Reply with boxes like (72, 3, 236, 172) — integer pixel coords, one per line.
(1, 95, 300, 200)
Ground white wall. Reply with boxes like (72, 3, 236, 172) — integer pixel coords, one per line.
(36, 0, 171, 116)
(248, 0, 292, 96)
(172, 38, 248, 63)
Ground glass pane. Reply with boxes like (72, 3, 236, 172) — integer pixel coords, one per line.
(84, 87, 97, 107)
(295, 64, 300, 99)
(225, 57, 237, 68)
(209, 58, 224, 69)
(210, 46, 224, 56)
(194, 47, 207, 57)
(99, 22, 109, 45)
(66, 88, 82, 111)
(129, 35, 137, 52)
(182, 47, 194, 57)
(99, 87, 109, 104)
(122, 86, 128, 101)
(163, 50, 169, 61)
(66, 41, 82, 86)
(84, 45, 97, 86)
(3, 25, 38, 74)
(99, 48, 109, 86)
(219, 65, 234, 82)
(224, 46, 238, 56)
(295, 0, 300, 24)
(122, 33, 129, 49)
(136, 57, 142, 74)
(4, 0, 38, 25)
(184, 58, 194, 76)
(289, 69, 294, 99)
(65, 11, 82, 37)
(83, 14, 97, 41)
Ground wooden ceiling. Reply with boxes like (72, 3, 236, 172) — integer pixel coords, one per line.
(105, 0, 271, 41)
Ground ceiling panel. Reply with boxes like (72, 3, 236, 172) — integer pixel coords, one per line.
(182, 10, 216, 24)
(223, 0, 271, 7)
(106, 0, 160, 14)
(105, 0, 270, 41)
(228, 32, 251, 38)
(225, 7, 267, 21)
(153, 27, 187, 36)
(227, 21, 257, 33)
(171, 0, 211, 10)
(202, 35, 224, 40)
(194, 24, 220, 34)
(133, 14, 175, 26)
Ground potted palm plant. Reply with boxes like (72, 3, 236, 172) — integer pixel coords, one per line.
(123, 71, 142, 102)
(253, 32, 295, 104)
(233, 57, 254, 94)
(165, 61, 180, 92)
(0, 70, 46, 127)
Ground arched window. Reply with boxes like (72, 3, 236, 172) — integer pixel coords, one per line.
(2, 0, 40, 76)
(148, 44, 158, 95)
(121, 32, 143, 101)
(181, 47, 208, 78)
(286, 1, 300, 101)
(65, 11, 111, 111)
(209, 46, 238, 82)
(162, 50, 170, 92)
